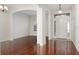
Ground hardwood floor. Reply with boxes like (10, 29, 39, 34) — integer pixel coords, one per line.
(0, 36, 79, 55)
(0, 36, 37, 55)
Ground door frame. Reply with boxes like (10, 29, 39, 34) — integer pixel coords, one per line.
(53, 13, 70, 39)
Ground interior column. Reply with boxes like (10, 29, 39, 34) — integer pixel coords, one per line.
(48, 11, 52, 40)
(37, 7, 46, 54)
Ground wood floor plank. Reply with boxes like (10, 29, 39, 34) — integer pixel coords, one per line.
(0, 36, 79, 55)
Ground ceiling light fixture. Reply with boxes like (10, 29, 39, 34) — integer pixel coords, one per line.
(58, 4, 62, 14)
(0, 4, 8, 12)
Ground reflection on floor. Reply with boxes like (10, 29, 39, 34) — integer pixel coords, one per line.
(0, 36, 79, 55)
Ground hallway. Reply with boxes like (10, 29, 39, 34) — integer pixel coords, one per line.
(0, 4, 79, 55)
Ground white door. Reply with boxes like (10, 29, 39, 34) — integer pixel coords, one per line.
(54, 15, 70, 39)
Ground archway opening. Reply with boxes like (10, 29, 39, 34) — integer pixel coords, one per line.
(12, 10, 37, 54)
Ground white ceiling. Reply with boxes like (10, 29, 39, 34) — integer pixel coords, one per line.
(7, 4, 74, 15)
(39, 4, 73, 11)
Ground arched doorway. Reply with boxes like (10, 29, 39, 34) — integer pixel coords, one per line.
(12, 10, 37, 54)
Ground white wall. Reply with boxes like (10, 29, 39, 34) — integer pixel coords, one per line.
(71, 5, 75, 42)
(48, 11, 54, 39)
(13, 13, 30, 39)
(67, 5, 79, 52)
(74, 4, 79, 52)
(29, 15, 37, 36)
(12, 13, 37, 39)
(0, 12, 10, 42)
